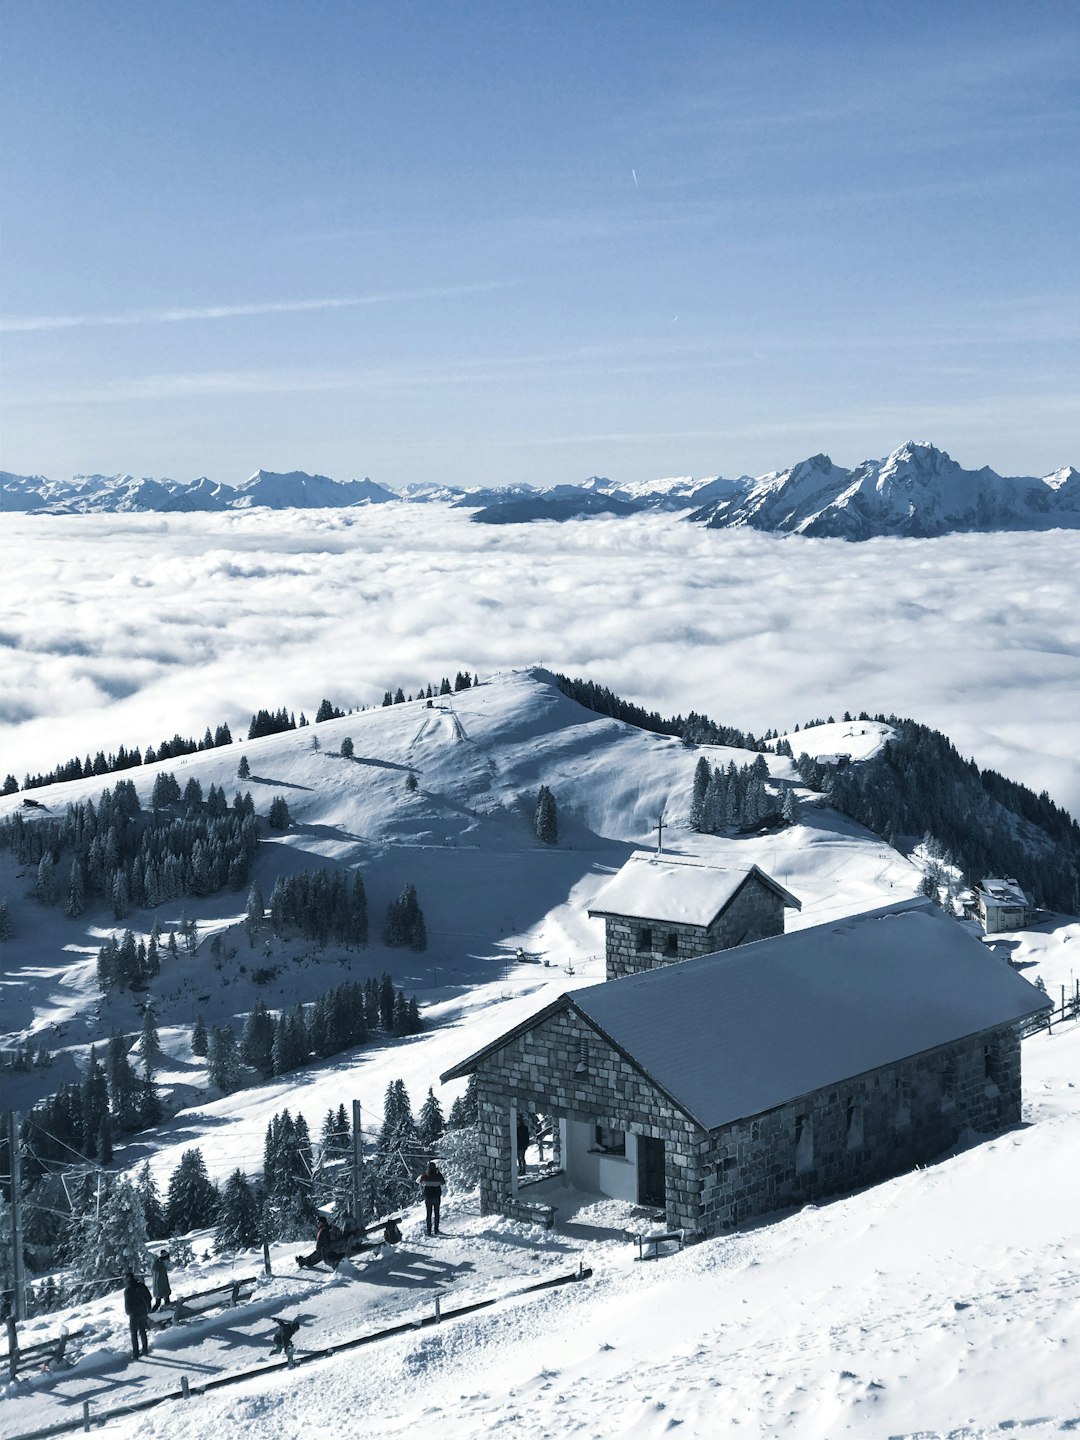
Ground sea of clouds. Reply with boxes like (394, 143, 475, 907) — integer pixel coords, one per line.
(2, 507, 1078, 817)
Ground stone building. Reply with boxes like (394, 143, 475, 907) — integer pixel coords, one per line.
(441, 901, 1049, 1236)
(587, 850, 801, 979)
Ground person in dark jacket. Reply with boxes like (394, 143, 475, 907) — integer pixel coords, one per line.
(516, 1112, 531, 1175)
(124, 1271, 152, 1358)
(296, 1216, 346, 1269)
(417, 1160, 445, 1235)
(150, 1251, 171, 1311)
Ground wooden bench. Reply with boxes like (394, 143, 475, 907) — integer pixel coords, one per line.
(3, 1322, 87, 1381)
(635, 1229, 685, 1261)
(504, 1197, 557, 1229)
(161, 1274, 259, 1325)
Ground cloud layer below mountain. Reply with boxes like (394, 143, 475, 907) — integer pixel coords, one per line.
(2, 509, 1078, 818)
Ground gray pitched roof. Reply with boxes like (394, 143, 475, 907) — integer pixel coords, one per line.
(443, 902, 1049, 1132)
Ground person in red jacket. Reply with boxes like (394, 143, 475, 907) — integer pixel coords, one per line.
(417, 1160, 445, 1235)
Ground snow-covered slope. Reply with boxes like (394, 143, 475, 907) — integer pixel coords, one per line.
(691, 441, 1080, 539)
(2, 669, 1077, 1437)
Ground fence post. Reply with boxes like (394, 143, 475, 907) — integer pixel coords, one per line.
(6, 1315, 17, 1382)
(83, 1399, 91, 1431)
(434, 1293, 441, 1324)
(263, 1240, 272, 1277)
(181, 1375, 190, 1400)
(231, 1280, 239, 1307)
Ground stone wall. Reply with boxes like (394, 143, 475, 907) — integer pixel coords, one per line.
(699, 1024, 1022, 1233)
(474, 1005, 706, 1231)
(604, 874, 785, 979)
(471, 1004, 1022, 1239)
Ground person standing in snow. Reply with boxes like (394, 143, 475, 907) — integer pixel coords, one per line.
(150, 1250, 171, 1311)
(417, 1159, 445, 1235)
(124, 1270, 152, 1359)
(516, 1112, 531, 1174)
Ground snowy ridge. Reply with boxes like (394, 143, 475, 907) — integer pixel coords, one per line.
(6, 441, 1076, 535)
(690, 441, 1080, 539)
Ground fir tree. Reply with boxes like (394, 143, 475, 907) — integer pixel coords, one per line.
(340, 737, 354, 759)
(237, 754, 251, 780)
(165, 1148, 219, 1233)
(245, 880, 265, 946)
(206, 1024, 241, 1093)
(241, 999, 277, 1076)
(534, 785, 558, 844)
(191, 1016, 209, 1057)
(66, 856, 86, 918)
(447, 1074, 478, 1130)
(268, 796, 291, 829)
(417, 1087, 445, 1150)
(690, 757, 711, 830)
(140, 1005, 163, 1077)
(216, 1170, 261, 1252)
(76, 1179, 148, 1295)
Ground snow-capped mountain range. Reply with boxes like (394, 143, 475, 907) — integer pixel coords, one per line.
(3, 443, 1078, 539)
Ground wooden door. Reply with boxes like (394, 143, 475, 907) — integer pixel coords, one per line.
(637, 1134, 665, 1208)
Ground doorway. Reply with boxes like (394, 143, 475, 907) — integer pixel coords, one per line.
(637, 1134, 665, 1208)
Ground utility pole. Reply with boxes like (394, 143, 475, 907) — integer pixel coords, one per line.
(7, 1112, 25, 1321)
(351, 1099, 364, 1223)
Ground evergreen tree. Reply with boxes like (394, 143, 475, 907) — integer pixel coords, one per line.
(36, 852, 58, 905)
(191, 1015, 208, 1057)
(76, 1179, 148, 1294)
(66, 856, 86, 918)
(447, 1073, 479, 1130)
(405, 771, 418, 793)
(206, 1024, 241, 1093)
(340, 737, 354, 759)
(383, 883, 426, 950)
(534, 785, 558, 844)
(165, 1148, 219, 1233)
(240, 999, 276, 1075)
(81, 1048, 109, 1158)
(237, 754, 251, 779)
(417, 1087, 445, 1150)
(781, 788, 800, 825)
(268, 796, 291, 829)
(215, 1170, 261, 1252)
(140, 1006, 163, 1077)
(0, 899, 13, 941)
(690, 757, 711, 830)
(106, 1033, 141, 1131)
(245, 880, 265, 945)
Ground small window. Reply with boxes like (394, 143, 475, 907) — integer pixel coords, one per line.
(593, 1124, 625, 1155)
(941, 1057, 957, 1112)
(795, 1114, 814, 1174)
(636, 927, 653, 953)
(846, 1101, 863, 1150)
(664, 932, 679, 958)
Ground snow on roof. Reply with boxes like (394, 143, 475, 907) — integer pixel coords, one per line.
(566, 902, 1050, 1131)
(587, 850, 800, 927)
(979, 878, 1030, 907)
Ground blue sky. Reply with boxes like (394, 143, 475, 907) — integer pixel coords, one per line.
(2, 0, 1077, 487)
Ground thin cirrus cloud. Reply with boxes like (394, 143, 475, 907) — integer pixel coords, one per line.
(1, 508, 1078, 823)
(0, 282, 509, 334)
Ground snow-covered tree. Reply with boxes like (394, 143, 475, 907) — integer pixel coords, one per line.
(417, 1087, 445, 1150)
(216, 1170, 261, 1253)
(191, 1015, 208, 1057)
(140, 1006, 163, 1077)
(268, 796, 291, 829)
(165, 1149, 219, 1234)
(206, 1024, 241, 1093)
(534, 785, 558, 845)
(76, 1178, 148, 1295)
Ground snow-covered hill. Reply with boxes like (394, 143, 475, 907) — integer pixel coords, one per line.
(2, 669, 1078, 1437)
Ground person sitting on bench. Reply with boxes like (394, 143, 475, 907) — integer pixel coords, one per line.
(296, 1216, 346, 1269)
